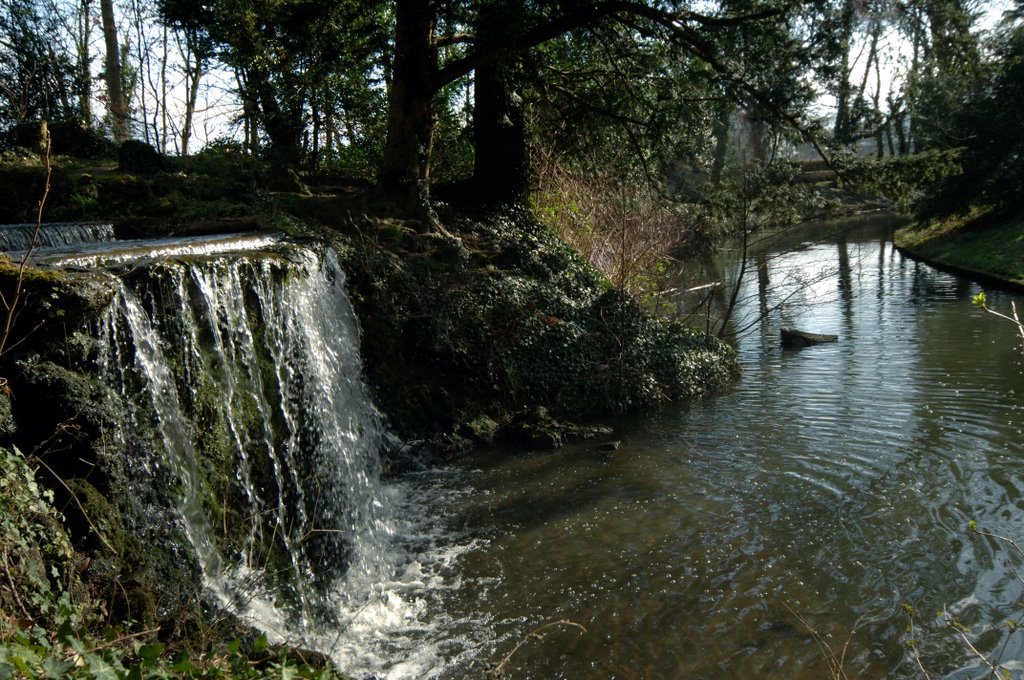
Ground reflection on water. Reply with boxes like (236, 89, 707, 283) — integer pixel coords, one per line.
(395, 218, 1024, 679)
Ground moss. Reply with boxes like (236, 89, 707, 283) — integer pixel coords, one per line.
(7, 360, 120, 485)
(63, 477, 127, 558)
(0, 265, 116, 364)
(459, 414, 499, 445)
(895, 209, 1024, 287)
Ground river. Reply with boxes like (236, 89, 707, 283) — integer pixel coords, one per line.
(344, 216, 1024, 679)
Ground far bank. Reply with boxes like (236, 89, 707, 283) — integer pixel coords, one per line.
(894, 209, 1024, 292)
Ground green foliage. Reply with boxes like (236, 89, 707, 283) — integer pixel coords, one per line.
(0, 446, 77, 627)
(341, 207, 738, 437)
(894, 211, 1024, 287)
(0, 623, 346, 679)
(0, 0, 78, 127)
(836, 148, 963, 214)
(917, 20, 1024, 219)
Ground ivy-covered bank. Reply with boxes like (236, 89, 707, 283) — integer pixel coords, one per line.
(332, 205, 738, 448)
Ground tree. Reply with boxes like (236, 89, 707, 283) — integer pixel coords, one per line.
(918, 14, 1024, 218)
(900, 0, 982, 152)
(159, 0, 388, 169)
(0, 0, 78, 126)
(101, 0, 130, 142)
(378, 0, 837, 216)
(378, 0, 437, 213)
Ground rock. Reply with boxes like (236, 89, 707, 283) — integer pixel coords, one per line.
(9, 359, 120, 484)
(781, 328, 838, 348)
(597, 440, 621, 452)
(459, 414, 499, 446)
(572, 424, 614, 440)
(500, 406, 564, 449)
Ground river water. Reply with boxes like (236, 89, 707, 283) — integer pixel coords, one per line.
(350, 216, 1024, 679)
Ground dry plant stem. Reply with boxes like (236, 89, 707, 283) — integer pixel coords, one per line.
(1, 547, 31, 619)
(837, 612, 869, 676)
(969, 526, 1024, 678)
(0, 133, 52, 359)
(971, 526, 1024, 566)
(905, 610, 934, 680)
(784, 603, 871, 680)
(979, 301, 1024, 354)
(487, 619, 587, 679)
(83, 626, 160, 653)
(942, 605, 1002, 677)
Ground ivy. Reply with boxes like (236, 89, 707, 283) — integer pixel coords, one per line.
(339, 207, 738, 436)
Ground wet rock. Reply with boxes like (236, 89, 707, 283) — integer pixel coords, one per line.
(459, 414, 499, 446)
(500, 406, 564, 449)
(9, 359, 120, 485)
(382, 434, 474, 475)
(62, 477, 126, 558)
(572, 424, 614, 440)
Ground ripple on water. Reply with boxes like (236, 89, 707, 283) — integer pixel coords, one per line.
(341, 224, 1024, 679)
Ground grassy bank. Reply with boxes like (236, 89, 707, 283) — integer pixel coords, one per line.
(894, 209, 1024, 288)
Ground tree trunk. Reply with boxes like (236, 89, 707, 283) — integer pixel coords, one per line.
(76, 0, 93, 125)
(832, 0, 855, 144)
(179, 31, 204, 156)
(244, 65, 303, 169)
(160, 25, 168, 154)
(711, 98, 732, 180)
(472, 55, 529, 205)
(378, 0, 436, 216)
(101, 0, 129, 142)
(895, 109, 908, 155)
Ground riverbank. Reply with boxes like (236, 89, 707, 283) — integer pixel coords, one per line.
(0, 147, 740, 445)
(894, 208, 1024, 290)
(0, 146, 738, 677)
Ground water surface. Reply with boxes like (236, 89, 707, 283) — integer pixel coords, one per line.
(360, 219, 1024, 679)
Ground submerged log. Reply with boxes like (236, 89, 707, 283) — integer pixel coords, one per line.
(781, 328, 838, 348)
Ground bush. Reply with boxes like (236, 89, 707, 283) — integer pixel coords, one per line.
(340, 207, 739, 437)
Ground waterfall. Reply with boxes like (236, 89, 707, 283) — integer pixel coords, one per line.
(94, 237, 396, 639)
(0, 222, 116, 251)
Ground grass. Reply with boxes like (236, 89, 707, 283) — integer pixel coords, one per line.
(894, 209, 1024, 287)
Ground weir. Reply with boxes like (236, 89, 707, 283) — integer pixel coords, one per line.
(0, 222, 116, 251)
(77, 233, 394, 640)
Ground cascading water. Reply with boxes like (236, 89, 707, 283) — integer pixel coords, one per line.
(0, 222, 116, 250)
(90, 236, 410, 654)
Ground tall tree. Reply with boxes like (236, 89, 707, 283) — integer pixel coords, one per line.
(160, 0, 387, 168)
(918, 14, 1024, 217)
(101, 0, 130, 141)
(0, 0, 78, 126)
(379, 0, 437, 213)
(379, 0, 834, 214)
